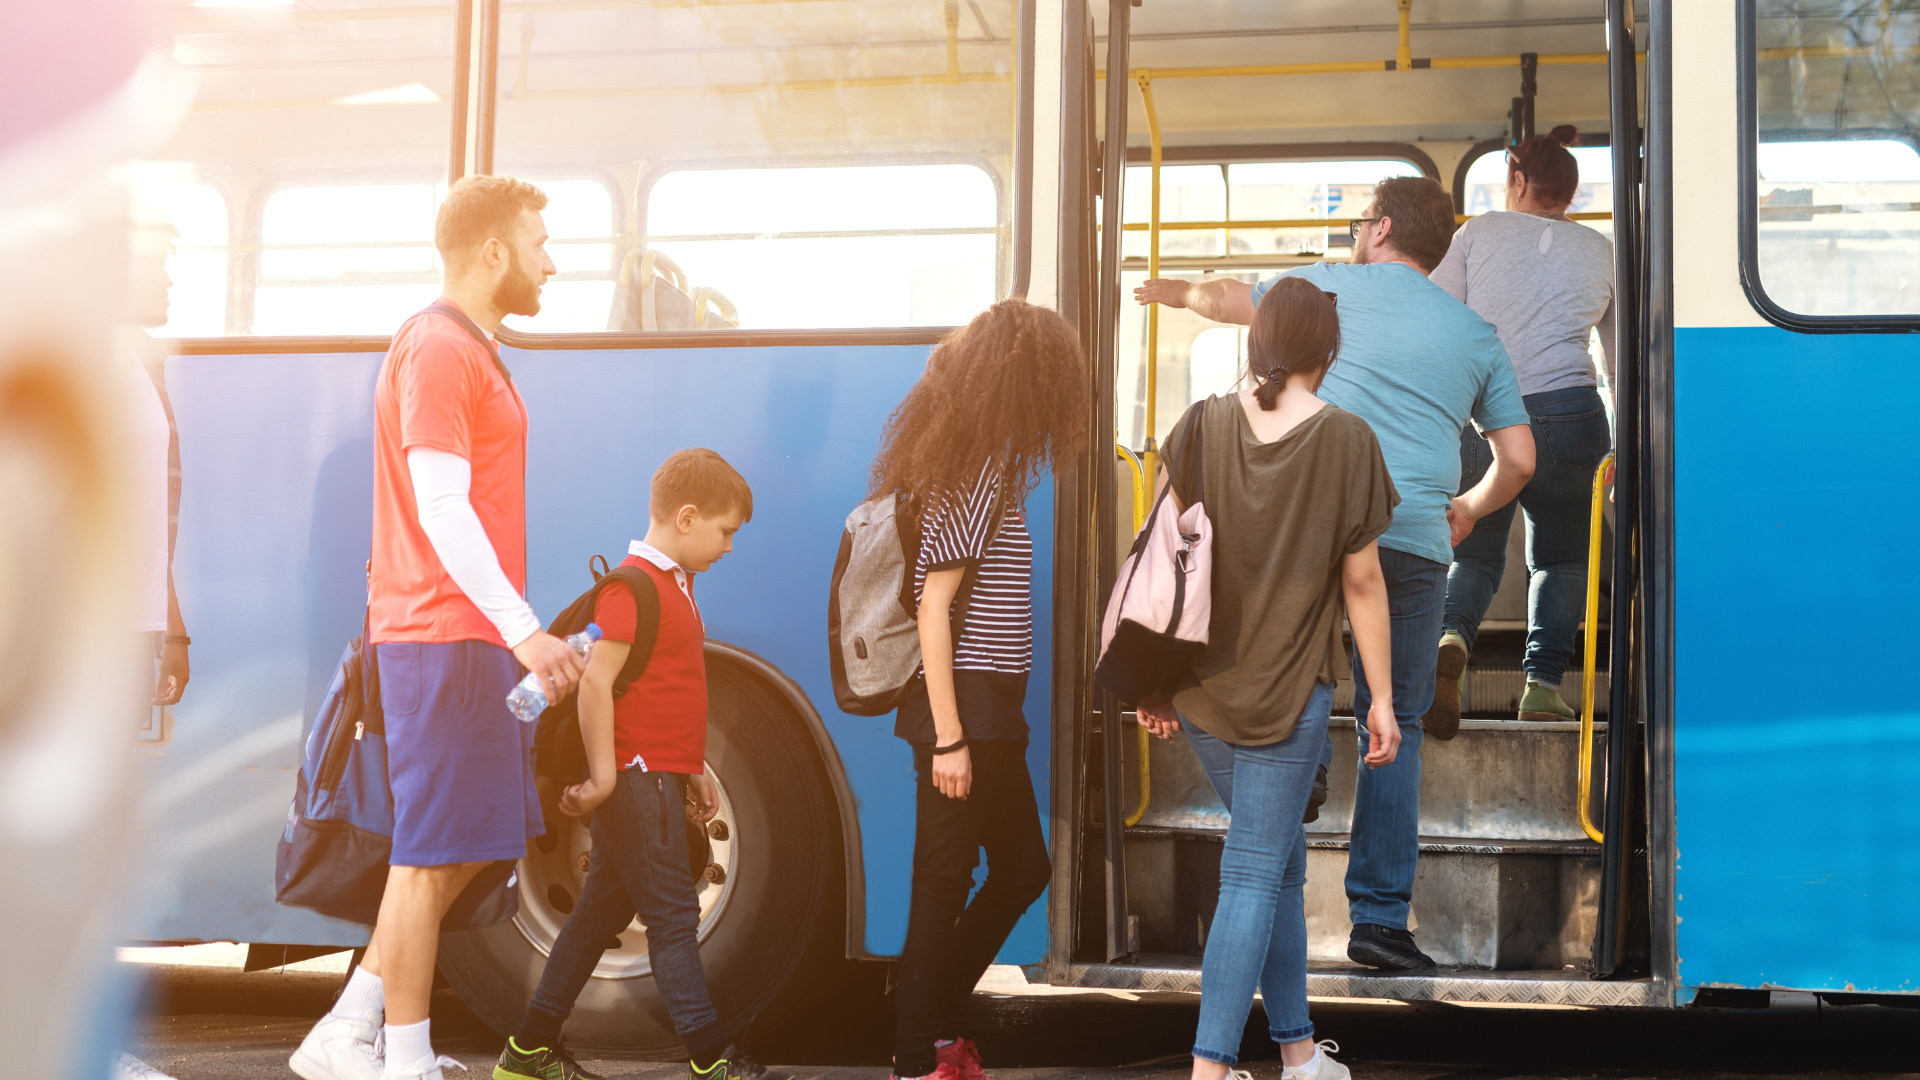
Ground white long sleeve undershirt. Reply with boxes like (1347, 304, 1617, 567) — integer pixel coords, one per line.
(407, 446, 541, 648)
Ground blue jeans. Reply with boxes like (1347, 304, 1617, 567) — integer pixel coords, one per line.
(525, 770, 727, 1058)
(1185, 683, 1333, 1064)
(1321, 546, 1446, 930)
(1443, 386, 1613, 685)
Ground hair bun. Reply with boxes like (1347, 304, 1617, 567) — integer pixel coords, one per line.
(1548, 124, 1580, 146)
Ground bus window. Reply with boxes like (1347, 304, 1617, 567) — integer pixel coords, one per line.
(141, 1, 456, 336)
(1116, 155, 1423, 449)
(1750, 2, 1920, 320)
(490, 0, 1017, 334)
(1461, 146, 1615, 240)
(129, 168, 228, 338)
(506, 179, 618, 334)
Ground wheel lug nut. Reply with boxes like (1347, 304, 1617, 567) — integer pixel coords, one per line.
(703, 863, 726, 884)
(708, 820, 729, 841)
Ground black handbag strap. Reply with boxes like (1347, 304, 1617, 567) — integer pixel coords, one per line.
(1163, 398, 1208, 509)
(418, 302, 513, 385)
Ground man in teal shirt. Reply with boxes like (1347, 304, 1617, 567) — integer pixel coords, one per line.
(1136, 176, 1535, 970)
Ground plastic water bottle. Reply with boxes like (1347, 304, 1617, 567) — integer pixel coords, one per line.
(506, 623, 601, 722)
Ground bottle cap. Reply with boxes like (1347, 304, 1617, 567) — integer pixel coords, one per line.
(584, 622, 603, 641)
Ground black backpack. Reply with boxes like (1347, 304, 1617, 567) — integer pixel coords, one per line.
(533, 555, 661, 782)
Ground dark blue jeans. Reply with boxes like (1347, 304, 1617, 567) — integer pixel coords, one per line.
(1444, 386, 1613, 685)
(1320, 546, 1447, 930)
(525, 770, 726, 1057)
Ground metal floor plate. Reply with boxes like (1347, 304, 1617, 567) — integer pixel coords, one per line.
(1062, 957, 1667, 1007)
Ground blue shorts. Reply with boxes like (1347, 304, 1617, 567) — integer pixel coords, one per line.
(378, 640, 544, 866)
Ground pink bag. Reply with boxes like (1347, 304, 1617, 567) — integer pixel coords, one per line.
(1095, 403, 1214, 705)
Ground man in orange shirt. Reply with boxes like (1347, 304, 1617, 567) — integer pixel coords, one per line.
(292, 176, 584, 1080)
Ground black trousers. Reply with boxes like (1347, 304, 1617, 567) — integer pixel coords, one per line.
(892, 739, 1051, 1077)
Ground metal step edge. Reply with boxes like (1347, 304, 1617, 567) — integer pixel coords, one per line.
(1061, 958, 1663, 1007)
(1122, 827, 1601, 856)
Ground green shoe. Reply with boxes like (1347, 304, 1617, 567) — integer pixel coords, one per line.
(496, 1036, 604, 1080)
(1518, 679, 1577, 721)
(692, 1046, 794, 1080)
(1421, 631, 1470, 741)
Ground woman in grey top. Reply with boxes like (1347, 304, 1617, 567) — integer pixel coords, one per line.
(1423, 126, 1616, 734)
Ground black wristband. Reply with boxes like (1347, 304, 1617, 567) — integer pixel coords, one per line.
(931, 738, 970, 755)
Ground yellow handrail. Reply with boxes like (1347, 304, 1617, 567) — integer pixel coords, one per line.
(1116, 444, 1151, 828)
(1118, 212, 1612, 232)
(1135, 72, 1164, 482)
(1577, 452, 1614, 844)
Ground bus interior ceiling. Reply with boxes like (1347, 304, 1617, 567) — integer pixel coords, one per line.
(1086, 0, 1640, 990)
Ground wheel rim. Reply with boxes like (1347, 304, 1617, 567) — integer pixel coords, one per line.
(511, 765, 739, 979)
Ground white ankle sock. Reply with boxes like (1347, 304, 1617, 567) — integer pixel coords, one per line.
(382, 1019, 432, 1078)
(1282, 1047, 1323, 1079)
(333, 967, 384, 1023)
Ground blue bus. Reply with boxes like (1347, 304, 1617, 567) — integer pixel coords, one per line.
(106, 0, 1918, 1050)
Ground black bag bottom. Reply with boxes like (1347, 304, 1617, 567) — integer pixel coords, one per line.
(1094, 619, 1207, 707)
(276, 816, 519, 929)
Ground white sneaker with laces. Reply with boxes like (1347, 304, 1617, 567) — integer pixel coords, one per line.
(112, 1054, 176, 1080)
(290, 1014, 385, 1080)
(1279, 1041, 1350, 1080)
(384, 1054, 470, 1080)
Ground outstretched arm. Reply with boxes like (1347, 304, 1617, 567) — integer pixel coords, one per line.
(1134, 277, 1258, 325)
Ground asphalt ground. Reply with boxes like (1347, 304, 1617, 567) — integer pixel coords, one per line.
(122, 946, 1919, 1080)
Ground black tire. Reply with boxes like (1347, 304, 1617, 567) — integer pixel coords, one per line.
(438, 656, 840, 1054)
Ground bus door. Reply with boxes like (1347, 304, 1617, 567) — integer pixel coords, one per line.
(1060, 0, 1666, 1007)
(142, 0, 1056, 1051)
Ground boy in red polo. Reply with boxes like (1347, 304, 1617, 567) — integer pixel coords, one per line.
(496, 449, 789, 1080)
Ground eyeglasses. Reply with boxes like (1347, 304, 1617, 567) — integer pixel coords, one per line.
(1348, 217, 1382, 240)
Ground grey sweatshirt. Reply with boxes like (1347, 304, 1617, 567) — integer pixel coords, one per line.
(1432, 210, 1616, 397)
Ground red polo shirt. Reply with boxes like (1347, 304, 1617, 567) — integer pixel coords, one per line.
(369, 301, 529, 645)
(594, 551, 708, 776)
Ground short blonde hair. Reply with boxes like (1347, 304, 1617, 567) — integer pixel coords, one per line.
(435, 175, 547, 269)
(651, 448, 754, 523)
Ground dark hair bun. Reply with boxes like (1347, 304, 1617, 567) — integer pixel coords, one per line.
(1548, 124, 1580, 146)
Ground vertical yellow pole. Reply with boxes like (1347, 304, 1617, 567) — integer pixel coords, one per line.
(945, 0, 962, 81)
(1134, 71, 1162, 480)
(1397, 0, 1414, 71)
(1577, 452, 1613, 844)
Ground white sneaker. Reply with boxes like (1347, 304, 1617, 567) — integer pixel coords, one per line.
(384, 1055, 470, 1080)
(1279, 1041, 1350, 1080)
(290, 1014, 384, 1080)
(112, 1054, 176, 1080)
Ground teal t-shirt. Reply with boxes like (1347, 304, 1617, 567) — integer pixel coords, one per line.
(1250, 262, 1527, 566)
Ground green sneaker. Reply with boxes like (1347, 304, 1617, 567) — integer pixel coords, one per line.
(1421, 630, 1470, 741)
(692, 1046, 794, 1080)
(1518, 679, 1577, 721)
(495, 1036, 604, 1080)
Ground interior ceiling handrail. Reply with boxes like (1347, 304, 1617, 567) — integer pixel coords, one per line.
(1112, 213, 1614, 232)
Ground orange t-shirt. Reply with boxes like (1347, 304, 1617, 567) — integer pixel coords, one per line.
(369, 301, 529, 646)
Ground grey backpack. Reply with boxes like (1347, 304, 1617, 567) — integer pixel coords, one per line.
(826, 487, 1004, 716)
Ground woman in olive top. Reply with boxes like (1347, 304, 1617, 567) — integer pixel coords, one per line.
(1138, 278, 1400, 1080)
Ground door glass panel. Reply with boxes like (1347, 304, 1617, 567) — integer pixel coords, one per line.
(1461, 146, 1616, 242)
(1752, 2, 1920, 317)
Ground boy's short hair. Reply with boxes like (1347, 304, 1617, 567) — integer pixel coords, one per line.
(435, 175, 547, 271)
(651, 448, 753, 523)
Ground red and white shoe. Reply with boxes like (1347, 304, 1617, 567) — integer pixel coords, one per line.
(936, 1039, 992, 1080)
(890, 1062, 963, 1080)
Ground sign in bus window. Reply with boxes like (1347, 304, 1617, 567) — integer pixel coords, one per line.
(491, 0, 1017, 333)
(1752, 1, 1920, 319)
(138, 0, 456, 336)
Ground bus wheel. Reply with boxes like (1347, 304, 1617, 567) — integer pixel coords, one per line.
(437, 660, 840, 1054)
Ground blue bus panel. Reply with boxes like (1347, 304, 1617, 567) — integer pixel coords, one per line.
(141, 342, 1053, 964)
(1673, 325, 1919, 994)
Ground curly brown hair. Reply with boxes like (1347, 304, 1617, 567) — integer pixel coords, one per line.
(867, 298, 1089, 503)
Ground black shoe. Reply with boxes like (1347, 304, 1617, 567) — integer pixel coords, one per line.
(1347, 923, 1436, 970)
(496, 1036, 605, 1080)
(1303, 763, 1329, 824)
(692, 1046, 794, 1080)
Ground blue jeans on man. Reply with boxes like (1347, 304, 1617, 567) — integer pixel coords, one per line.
(1320, 546, 1447, 932)
(1443, 386, 1613, 685)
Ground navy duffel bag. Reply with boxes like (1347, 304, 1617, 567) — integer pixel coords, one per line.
(275, 613, 518, 928)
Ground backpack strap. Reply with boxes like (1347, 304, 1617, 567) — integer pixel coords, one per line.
(597, 565, 662, 698)
(411, 302, 514, 385)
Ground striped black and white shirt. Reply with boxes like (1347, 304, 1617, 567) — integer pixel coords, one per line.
(912, 461, 1034, 675)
